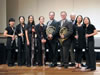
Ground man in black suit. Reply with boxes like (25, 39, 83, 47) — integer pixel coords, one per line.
(46, 11, 59, 67)
(59, 11, 73, 68)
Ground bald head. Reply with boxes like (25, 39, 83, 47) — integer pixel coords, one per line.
(70, 13, 76, 21)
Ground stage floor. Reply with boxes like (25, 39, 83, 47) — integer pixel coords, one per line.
(0, 64, 100, 75)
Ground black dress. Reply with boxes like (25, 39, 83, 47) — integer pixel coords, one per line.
(35, 24, 47, 66)
(5, 26, 16, 66)
(16, 24, 26, 66)
(84, 24, 96, 70)
(25, 24, 33, 66)
(73, 24, 85, 63)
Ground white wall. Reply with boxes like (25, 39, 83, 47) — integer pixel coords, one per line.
(0, 0, 6, 33)
(3, 0, 100, 32)
(13, 0, 100, 30)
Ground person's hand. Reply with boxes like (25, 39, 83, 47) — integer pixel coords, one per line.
(27, 40, 30, 46)
(86, 34, 90, 38)
(11, 35, 15, 40)
(19, 33, 24, 36)
(41, 39, 46, 44)
(32, 28, 35, 32)
(60, 34, 64, 39)
(75, 35, 78, 39)
(48, 34, 53, 40)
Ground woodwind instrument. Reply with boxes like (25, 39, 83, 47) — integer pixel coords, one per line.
(85, 27, 88, 50)
(21, 26, 24, 44)
(41, 32, 45, 66)
(75, 27, 79, 47)
(40, 24, 45, 66)
(11, 27, 16, 47)
(31, 25, 35, 66)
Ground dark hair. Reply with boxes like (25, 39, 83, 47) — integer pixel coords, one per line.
(19, 16, 25, 21)
(49, 11, 55, 15)
(28, 15, 35, 25)
(39, 16, 44, 20)
(83, 17, 91, 25)
(9, 18, 15, 22)
(75, 15, 83, 25)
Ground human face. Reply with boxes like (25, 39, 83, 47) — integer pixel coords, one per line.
(70, 15, 76, 21)
(9, 21, 15, 27)
(84, 18, 89, 25)
(39, 17, 45, 24)
(19, 17, 25, 24)
(49, 12, 55, 20)
(77, 16, 82, 23)
(29, 16, 34, 23)
(61, 12, 67, 20)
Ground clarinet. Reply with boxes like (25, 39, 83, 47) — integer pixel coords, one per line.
(85, 27, 88, 50)
(31, 25, 35, 66)
(41, 32, 45, 66)
(11, 27, 16, 47)
(21, 26, 24, 44)
(75, 27, 79, 47)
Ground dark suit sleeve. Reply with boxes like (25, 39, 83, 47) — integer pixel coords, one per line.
(64, 22, 73, 39)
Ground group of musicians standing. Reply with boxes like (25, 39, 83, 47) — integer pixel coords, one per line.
(4, 11, 97, 71)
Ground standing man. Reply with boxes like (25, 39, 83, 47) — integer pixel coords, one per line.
(69, 13, 76, 66)
(46, 11, 59, 67)
(59, 11, 73, 68)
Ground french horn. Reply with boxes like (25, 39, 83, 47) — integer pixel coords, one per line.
(59, 27, 68, 45)
(46, 26, 56, 40)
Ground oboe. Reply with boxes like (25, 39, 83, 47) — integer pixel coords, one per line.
(31, 25, 35, 66)
(85, 27, 88, 50)
(41, 32, 45, 66)
(11, 27, 16, 46)
(21, 26, 24, 44)
(75, 27, 79, 47)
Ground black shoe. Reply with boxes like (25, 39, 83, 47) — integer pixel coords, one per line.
(64, 65, 68, 69)
(58, 64, 64, 67)
(49, 64, 57, 67)
(81, 64, 86, 67)
(8, 64, 14, 67)
(27, 64, 31, 67)
(91, 68, 96, 71)
(33, 64, 37, 66)
(69, 63, 75, 67)
(86, 67, 90, 69)
(38, 64, 43, 66)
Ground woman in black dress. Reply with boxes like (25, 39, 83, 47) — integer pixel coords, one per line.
(16, 16, 26, 66)
(4, 18, 16, 66)
(25, 15, 35, 67)
(73, 15, 85, 68)
(35, 16, 47, 66)
(83, 17, 97, 71)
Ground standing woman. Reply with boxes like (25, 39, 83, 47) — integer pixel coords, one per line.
(25, 15, 35, 67)
(73, 15, 85, 68)
(83, 17, 97, 71)
(35, 16, 47, 66)
(16, 16, 26, 66)
(4, 18, 16, 66)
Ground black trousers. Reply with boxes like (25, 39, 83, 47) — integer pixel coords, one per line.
(60, 39, 71, 66)
(17, 40, 26, 65)
(26, 43, 31, 66)
(7, 48, 16, 65)
(85, 40, 96, 69)
(75, 48, 83, 63)
(47, 39, 58, 64)
(69, 41, 75, 64)
(37, 41, 43, 65)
